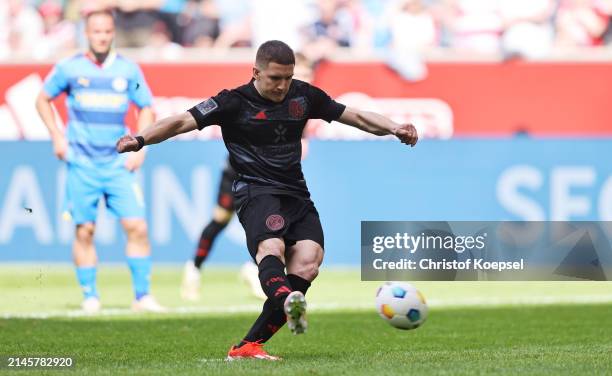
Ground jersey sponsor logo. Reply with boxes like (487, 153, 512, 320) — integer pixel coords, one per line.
(273, 125, 287, 143)
(74, 92, 126, 108)
(254, 110, 267, 120)
(112, 77, 128, 92)
(74, 92, 127, 109)
(288, 98, 305, 119)
(195, 98, 218, 116)
(265, 214, 285, 231)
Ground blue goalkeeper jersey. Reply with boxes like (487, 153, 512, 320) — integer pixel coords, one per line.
(43, 52, 153, 167)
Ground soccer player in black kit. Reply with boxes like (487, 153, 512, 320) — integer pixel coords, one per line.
(181, 53, 316, 302)
(116, 40, 418, 360)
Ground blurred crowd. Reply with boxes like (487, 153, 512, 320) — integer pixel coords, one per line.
(3, 0, 612, 61)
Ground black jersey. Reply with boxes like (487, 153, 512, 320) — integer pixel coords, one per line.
(188, 79, 345, 209)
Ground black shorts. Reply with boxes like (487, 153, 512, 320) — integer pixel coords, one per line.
(216, 165, 238, 210)
(237, 194, 324, 260)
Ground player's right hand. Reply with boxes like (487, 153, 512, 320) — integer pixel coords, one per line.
(116, 135, 140, 153)
(52, 136, 68, 160)
(394, 123, 418, 147)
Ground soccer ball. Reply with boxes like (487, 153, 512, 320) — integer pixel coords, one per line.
(375, 282, 428, 330)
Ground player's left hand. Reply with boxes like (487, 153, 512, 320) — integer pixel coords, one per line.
(116, 135, 140, 153)
(394, 123, 418, 147)
(125, 149, 146, 171)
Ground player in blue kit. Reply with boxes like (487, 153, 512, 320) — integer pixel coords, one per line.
(35, 9, 164, 313)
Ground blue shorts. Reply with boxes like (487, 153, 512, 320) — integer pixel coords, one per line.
(64, 163, 145, 225)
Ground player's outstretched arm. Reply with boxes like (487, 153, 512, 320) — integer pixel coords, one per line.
(116, 112, 197, 153)
(337, 107, 418, 147)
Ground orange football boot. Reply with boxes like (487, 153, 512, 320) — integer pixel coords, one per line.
(226, 341, 280, 361)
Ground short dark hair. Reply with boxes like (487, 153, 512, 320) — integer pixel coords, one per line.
(255, 40, 295, 68)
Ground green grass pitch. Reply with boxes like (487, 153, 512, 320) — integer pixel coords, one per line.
(1, 265, 611, 375)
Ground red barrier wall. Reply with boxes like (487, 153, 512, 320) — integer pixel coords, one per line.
(1, 61, 610, 136)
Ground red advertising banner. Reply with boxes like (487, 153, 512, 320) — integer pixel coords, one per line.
(315, 61, 612, 137)
(0, 61, 610, 139)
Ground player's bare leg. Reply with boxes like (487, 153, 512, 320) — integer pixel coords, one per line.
(286, 240, 323, 282)
(73, 223, 97, 272)
(123, 219, 165, 312)
(74, 222, 101, 313)
(284, 240, 324, 334)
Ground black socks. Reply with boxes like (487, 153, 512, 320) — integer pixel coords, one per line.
(193, 220, 227, 268)
(257, 255, 293, 307)
(240, 256, 312, 346)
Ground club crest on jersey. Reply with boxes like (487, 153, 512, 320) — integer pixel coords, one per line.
(265, 214, 285, 231)
(112, 77, 128, 92)
(288, 97, 306, 119)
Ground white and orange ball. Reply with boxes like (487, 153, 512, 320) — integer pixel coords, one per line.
(375, 282, 428, 330)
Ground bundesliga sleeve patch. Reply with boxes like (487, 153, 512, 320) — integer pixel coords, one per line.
(195, 98, 219, 116)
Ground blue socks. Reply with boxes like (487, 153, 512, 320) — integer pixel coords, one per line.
(76, 267, 98, 299)
(127, 256, 152, 300)
(77, 257, 152, 301)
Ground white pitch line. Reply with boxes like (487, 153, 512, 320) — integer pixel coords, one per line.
(3, 295, 612, 320)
